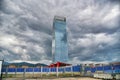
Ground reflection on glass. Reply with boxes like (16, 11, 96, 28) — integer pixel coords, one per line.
(52, 16, 68, 62)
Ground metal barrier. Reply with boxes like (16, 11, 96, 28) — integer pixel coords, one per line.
(2, 65, 81, 73)
(1, 65, 81, 79)
(2, 65, 120, 73)
(85, 65, 120, 74)
(1, 64, 120, 79)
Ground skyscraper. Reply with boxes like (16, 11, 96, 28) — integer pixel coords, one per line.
(52, 16, 68, 62)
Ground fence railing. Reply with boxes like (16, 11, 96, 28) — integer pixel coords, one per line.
(84, 64, 120, 74)
(1, 64, 120, 78)
(2, 64, 120, 73)
(2, 65, 81, 73)
(1, 65, 81, 79)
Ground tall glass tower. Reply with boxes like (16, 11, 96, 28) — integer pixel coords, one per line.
(52, 16, 68, 62)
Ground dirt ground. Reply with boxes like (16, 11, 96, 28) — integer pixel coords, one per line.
(4, 77, 102, 80)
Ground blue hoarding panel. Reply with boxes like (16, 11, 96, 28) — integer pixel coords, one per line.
(96, 66, 103, 71)
(2, 68, 6, 72)
(42, 67, 49, 72)
(26, 68, 33, 72)
(103, 66, 111, 70)
(8, 68, 16, 72)
(17, 68, 24, 72)
(34, 68, 40, 72)
(91, 68, 96, 73)
(65, 67, 71, 72)
(114, 65, 120, 69)
(85, 67, 91, 71)
(58, 67, 64, 72)
(72, 65, 80, 72)
(50, 67, 56, 72)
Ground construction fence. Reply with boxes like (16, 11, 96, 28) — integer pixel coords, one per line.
(1, 64, 120, 79)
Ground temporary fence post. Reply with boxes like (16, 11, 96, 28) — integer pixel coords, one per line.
(90, 66, 92, 76)
(71, 65, 73, 76)
(46, 67, 49, 76)
(79, 65, 81, 76)
(23, 68, 26, 80)
(5, 66, 8, 79)
(64, 66, 66, 76)
(41, 66, 42, 78)
(80, 65, 82, 75)
(15, 67, 17, 78)
(40, 67, 41, 78)
(79, 65, 81, 75)
(102, 65, 104, 73)
(82, 65, 85, 76)
(32, 67, 34, 78)
(56, 66, 59, 77)
(111, 64, 114, 79)
(96, 66, 97, 74)
(48, 67, 50, 76)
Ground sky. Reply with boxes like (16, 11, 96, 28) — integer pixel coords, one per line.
(0, 0, 120, 64)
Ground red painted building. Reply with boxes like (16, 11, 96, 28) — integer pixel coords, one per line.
(48, 62, 71, 67)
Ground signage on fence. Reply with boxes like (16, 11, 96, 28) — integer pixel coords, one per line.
(0, 60, 3, 80)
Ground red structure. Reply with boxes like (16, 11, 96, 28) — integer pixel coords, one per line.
(48, 62, 71, 67)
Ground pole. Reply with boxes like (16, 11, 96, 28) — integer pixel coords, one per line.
(79, 65, 81, 76)
(23, 68, 25, 80)
(39, 67, 41, 78)
(32, 67, 34, 78)
(64, 66, 66, 77)
(48, 67, 50, 76)
(80, 65, 82, 76)
(5, 66, 8, 80)
(56, 66, 58, 77)
(111, 64, 114, 79)
(15, 67, 17, 78)
(102, 64, 104, 73)
(41, 66, 42, 78)
(71, 65, 73, 76)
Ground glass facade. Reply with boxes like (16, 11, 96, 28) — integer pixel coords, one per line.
(52, 16, 68, 62)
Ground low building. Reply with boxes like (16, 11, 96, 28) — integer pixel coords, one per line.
(48, 62, 71, 67)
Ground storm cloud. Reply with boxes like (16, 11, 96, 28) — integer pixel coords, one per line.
(0, 0, 120, 64)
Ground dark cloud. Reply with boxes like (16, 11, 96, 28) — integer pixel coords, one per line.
(109, 0, 120, 3)
(0, 0, 120, 64)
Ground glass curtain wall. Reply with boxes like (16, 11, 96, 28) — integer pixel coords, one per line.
(52, 16, 68, 62)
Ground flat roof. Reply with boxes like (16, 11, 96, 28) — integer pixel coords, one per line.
(54, 16, 66, 22)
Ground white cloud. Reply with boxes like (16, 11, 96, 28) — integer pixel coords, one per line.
(34, 45, 45, 53)
(76, 33, 118, 48)
(68, 32, 120, 62)
(0, 33, 19, 46)
(94, 33, 117, 45)
(102, 5, 120, 29)
(21, 53, 31, 60)
(3, 0, 23, 14)
(68, 57, 109, 65)
(13, 47, 27, 54)
(103, 6, 119, 22)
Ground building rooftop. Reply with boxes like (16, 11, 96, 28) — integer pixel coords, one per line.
(54, 16, 66, 22)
